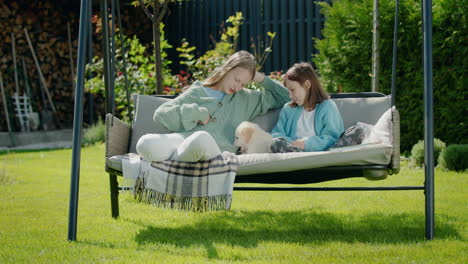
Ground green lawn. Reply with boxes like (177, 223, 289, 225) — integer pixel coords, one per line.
(0, 144, 466, 263)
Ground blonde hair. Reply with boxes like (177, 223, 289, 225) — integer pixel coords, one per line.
(203, 50, 256, 87)
(284, 62, 329, 110)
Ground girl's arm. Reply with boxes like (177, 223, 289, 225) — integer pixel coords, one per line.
(244, 75, 290, 120)
(154, 88, 210, 132)
(270, 105, 294, 142)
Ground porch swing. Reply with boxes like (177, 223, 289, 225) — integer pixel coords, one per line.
(68, 0, 435, 241)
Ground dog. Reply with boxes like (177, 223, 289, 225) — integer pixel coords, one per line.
(234, 121, 274, 154)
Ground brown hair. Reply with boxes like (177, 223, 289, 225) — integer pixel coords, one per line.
(203, 50, 256, 87)
(284, 62, 329, 110)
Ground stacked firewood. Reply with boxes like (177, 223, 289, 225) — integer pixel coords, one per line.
(0, 0, 155, 132)
(0, 0, 99, 131)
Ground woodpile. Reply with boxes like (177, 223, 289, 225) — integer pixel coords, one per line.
(0, 0, 97, 131)
(0, 0, 153, 132)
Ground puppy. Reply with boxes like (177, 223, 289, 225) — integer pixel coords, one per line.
(234, 121, 274, 154)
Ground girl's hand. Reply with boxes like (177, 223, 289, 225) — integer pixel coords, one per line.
(291, 139, 305, 150)
(197, 116, 211, 125)
(253, 72, 265, 83)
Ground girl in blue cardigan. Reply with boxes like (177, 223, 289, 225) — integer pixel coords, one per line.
(270, 62, 344, 152)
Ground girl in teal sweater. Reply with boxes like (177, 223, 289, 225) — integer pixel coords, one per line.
(136, 51, 289, 162)
(270, 62, 344, 152)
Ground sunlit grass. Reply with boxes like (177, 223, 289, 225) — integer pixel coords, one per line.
(0, 144, 466, 263)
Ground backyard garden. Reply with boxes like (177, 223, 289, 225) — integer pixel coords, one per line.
(0, 0, 467, 262)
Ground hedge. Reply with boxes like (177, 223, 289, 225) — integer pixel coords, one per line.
(438, 144, 468, 172)
(314, 0, 468, 153)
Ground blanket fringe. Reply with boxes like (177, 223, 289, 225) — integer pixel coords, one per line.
(134, 176, 232, 212)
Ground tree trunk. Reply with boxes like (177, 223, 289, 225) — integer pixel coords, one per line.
(153, 1, 163, 94)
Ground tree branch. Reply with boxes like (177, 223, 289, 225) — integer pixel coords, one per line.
(138, 0, 154, 21)
(157, 0, 170, 22)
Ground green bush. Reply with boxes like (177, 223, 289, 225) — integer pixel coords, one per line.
(177, 12, 243, 82)
(438, 144, 468, 172)
(82, 120, 105, 146)
(177, 11, 277, 92)
(409, 138, 446, 168)
(314, 0, 468, 153)
(85, 24, 176, 122)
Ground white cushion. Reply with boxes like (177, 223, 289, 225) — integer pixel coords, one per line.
(236, 143, 392, 176)
(361, 106, 394, 145)
(107, 143, 392, 176)
(129, 95, 173, 153)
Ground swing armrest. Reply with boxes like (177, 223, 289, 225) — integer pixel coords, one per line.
(389, 108, 400, 174)
(105, 113, 131, 159)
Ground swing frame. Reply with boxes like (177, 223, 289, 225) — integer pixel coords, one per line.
(68, 0, 435, 241)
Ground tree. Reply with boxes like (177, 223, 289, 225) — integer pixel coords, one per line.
(132, 0, 175, 94)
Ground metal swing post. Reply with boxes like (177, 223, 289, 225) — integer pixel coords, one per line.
(68, 0, 90, 242)
(422, 0, 435, 240)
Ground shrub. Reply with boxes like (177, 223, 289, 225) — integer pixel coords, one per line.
(82, 119, 105, 146)
(409, 138, 446, 168)
(314, 0, 468, 153)
(177, 11, 278, 91)
(85, 25, 176, 122)
(177, 12, 244, 82)
(438, 144, 468, 172)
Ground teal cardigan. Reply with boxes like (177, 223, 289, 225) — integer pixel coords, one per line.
(154, 77, 290, 153)
(271, 100, 344, 151)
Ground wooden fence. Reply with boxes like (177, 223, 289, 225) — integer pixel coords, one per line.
(164, 0, 330, 73)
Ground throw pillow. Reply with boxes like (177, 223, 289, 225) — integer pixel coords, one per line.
(361, 106, 393, 145)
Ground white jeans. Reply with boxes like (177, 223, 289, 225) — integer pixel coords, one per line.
(136, 131, 221, 162)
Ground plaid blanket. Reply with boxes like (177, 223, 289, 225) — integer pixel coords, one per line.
(123, 152, 238, 212)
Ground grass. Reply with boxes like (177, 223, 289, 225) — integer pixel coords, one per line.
(0, 144, 466, 263)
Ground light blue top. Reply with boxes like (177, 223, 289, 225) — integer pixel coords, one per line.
(203, 87, 226, 101)
(271, 99, 344, 151)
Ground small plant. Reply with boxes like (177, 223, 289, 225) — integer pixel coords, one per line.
(82, 119, 106, 146)
(251, 31, 276, 71)
(177, 12, 244, 82)
(176, 40, 197, 75)
(268, 70, 284, 82)
(409, 138, 446, 168)
(86, 32, 176, 122)
(438, 144, 468, 172)
(222, 11, 243, 51)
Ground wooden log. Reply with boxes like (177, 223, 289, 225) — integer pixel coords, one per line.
(0, 71, 13, 133)
(11, 33, 20, 96)
(24, 28, 57, 113)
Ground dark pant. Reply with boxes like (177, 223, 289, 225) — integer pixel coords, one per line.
(269, 138, 303, 153)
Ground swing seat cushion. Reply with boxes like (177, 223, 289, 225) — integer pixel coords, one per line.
(106, 93, 398, 180)
(107, 142, 391, 176)
(235, 143, 391, 175)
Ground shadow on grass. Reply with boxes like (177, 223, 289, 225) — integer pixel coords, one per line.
(131, 209, 460, 254)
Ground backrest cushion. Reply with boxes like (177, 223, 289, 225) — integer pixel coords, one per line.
(129, 94, 392, 152)
(251, 96, 392, 132)
(332, 96, 391, 129)
(250, 108, 281, 132)
(129, 95, 173, 153)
